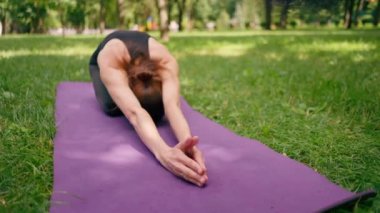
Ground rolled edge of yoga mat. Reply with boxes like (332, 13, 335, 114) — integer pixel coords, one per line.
(319, 189, 377, 212)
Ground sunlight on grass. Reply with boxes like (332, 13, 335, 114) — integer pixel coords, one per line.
(187, 43, 253, 57)
(263, 52, 284, 61)
(352, 53, 366, 62)
(180, 76, 194, 87)
(0, 45, 93, 58)
(297, 53, 310, 60)
(170, 30, 372, 37)
(290, 41, 375, 52)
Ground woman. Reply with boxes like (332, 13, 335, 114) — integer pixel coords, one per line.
(89, 30, 208, 187)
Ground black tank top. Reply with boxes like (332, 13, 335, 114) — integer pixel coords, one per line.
(89, 30, 151, 66)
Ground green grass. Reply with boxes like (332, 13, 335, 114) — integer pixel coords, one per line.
(0, 30, 379, 212)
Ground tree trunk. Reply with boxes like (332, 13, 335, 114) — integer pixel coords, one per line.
(353, 0, 364, 26)
(156, 0, 169, 41)
(343, 0, 349, 25)
(99, 0, 106, 34)
(0, 3, 6, 35)
(264, 0, 272, 30)
(374, 0, 380, 27)
(186, 0, 195, 31)
(168, 0, 173, 27)
(38, 18, 44, 33)
(279, 0, 291, 29)
(0, 13, 5, 35)
(176, 0, 186, 31)
(117, 0, 126, 29)
(58, 3, 66, 37)
(344, 0, 355, 29)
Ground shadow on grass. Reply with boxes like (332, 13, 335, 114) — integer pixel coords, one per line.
(0, 36, 102, 51)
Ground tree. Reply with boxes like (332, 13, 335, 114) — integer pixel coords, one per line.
(32, 1, 48, 33)
(216, 10, 230, 30)
(99, 0, 106, 33)
(184, 0, 196, 30)
(3, 0, 50, 33)
(0, 0, 8, 35)
(344, 0, 355, 29)
(296, 0, 341, 27)
(279, 0, 291, 29)
(168, 0, 172, 24)
(374, 0, 380, 26)
(117, 0, 126, 29)
(55, 0, 73, 36)
(353, 0, 365, 26)
(68, 0, 86, 33)
(156, 0, 169, 41)
(264, 0, 272, 30)
(243, 0, 260, 29)
(237, 0, 262, 29)
(234, 2, 245, 29)
(175, 0, 186, 31)
(191, 0, 212, 29)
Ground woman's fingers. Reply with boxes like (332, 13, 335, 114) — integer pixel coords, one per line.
(193, 149, 207, 174)
(174, 162, 206, 187)
(177, 136, 206, 175)
(162, 138, 208, 187)
(178, 152, 203, 175)
(177, 136, 198, 152)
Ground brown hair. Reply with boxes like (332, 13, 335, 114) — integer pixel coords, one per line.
(127, 56, 164, 123)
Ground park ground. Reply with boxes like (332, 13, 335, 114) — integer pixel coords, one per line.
(0, 30, 379, 212)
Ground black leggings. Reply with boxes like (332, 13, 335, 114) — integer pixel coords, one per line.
(89, 64, 123, 116)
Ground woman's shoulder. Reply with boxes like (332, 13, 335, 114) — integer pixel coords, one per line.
(148, 38, 173, 63)
(99, 39, 131, 68)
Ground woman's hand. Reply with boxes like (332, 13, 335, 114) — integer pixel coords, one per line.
(156, 136, 208, 187)
(181, 136, 207, 175)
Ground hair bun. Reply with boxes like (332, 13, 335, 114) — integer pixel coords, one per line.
(136, 72, 153, 82)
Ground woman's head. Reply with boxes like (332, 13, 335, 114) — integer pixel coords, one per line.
(127, 57, 164, 123)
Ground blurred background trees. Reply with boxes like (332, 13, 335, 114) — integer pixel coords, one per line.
(0, 0, 379, 37)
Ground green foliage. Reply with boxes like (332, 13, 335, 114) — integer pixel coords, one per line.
(127, 0, 157, 26)
(216, 10, 230, 30)
(205, 0, 226, 21)
(1, 0, 380, 33)
(192, 0, 212, 28)
(5, 0, 49, 33)
(296, 0, 340, 25)
(104, 0, 118, 28)
(48, 0, 73, 30)
(0, 0, 8, 19)
(67, 0, 86, 31)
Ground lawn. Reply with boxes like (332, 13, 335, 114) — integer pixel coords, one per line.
(0, 30, 379, 212)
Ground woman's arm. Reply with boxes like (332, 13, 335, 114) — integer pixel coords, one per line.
(97, 43, 206, 186)
(160, 58, 191, 143)
(160, 57, 207, 174)
(98, 59, 168, 158)
(148, 38, 191, 143)
(149, 39, 207, 173)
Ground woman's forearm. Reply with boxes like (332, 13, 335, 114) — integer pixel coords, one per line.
(165, 104, 191, 143)
(130, 109, 170, 158)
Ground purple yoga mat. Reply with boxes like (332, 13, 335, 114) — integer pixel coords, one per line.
(51, 82, 375, 213)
